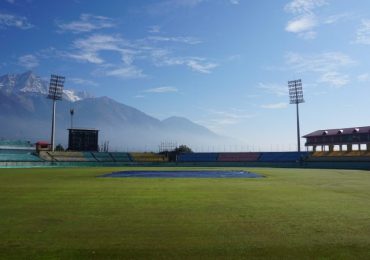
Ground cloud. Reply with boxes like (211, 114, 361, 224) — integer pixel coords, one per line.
(196, 108, 255, 133)
(258, 83, 287, 96)
(285, 14, 317, 35)
(68, 52, 105, 64)
(284, 0, 327, 14)
(285, 51, 355, 73)
(65, 32, 217, 77)
(144, 86, 178, 93)
(66, 34, 130, 64)
(284, 51, 354, 88)
(69, 78, 99, 86)
(6, 0, 15, 4)
(151, 49, 218, 73)
(208, 110, 255, 126)
(18, 54, 39, 69)
(261, 102, 288, 109)
(357, 73, 369, 82)
(0, 13, 33, 29)
(148, 25, 161, 33)
(148, 0, 241, 12)
(56, 14, 116, 33)
(148, 36, 202, 45)
(323, 13, 353, 24)
(148, 0, 206, 13)
(105, 66, 146, 79)
(186, 59, 218, 73)
(355, 19, 370, 45)
(318, 71, 349, 87)
(284, 0, 327, 39)
(229, 0, 239, 4)
(166, 0, 205, 8)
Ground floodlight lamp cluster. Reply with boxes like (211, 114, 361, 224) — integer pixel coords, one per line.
(48, 74, 65, 100)
(288, 79, 304, 104)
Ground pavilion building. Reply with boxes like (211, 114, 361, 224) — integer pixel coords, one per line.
(303, 126, 370, 152)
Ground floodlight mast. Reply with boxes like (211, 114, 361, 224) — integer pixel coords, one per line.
(48, 74, 65, 152)
(288, 79, 304, 153)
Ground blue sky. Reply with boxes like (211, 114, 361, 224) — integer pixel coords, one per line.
(1, 0, 370, 150)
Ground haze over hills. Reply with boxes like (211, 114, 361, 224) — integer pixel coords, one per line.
(0, 71, 235, 151)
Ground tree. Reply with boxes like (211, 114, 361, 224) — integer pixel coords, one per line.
(174, 145, 193, 154)
(55, 144, 65, 151)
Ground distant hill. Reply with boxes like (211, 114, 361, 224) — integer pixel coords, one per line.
(0, 71, 233, 151)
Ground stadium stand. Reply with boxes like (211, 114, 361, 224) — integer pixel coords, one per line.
(312, 151, 362, 157)
(308, 151, 370, 162)
(0, 140, 33, 149)
(130, 153, 168, 162)
(0, 149, 42, 162)
(39, 151, 54, 161)
(311, 151, 327, 157)
(177, 153, 219, 162)
(38, 151, 132, 163)
(83, 152, 97, 162)
(110, 152, 132, 162)
(218, 152, 261, 162)
(259, 152, 308, 162)
(48, 151, 95, 162)
(0, 140, 40, 162)
(92, 152, 114, 162)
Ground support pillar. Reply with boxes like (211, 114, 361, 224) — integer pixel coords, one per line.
(347, 144, 352, 152)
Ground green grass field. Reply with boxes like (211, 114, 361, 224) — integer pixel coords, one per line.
(0, 167, 369, 259)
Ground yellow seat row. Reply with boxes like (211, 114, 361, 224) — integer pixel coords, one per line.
(130, 153, 168, 162)
(312, 151, 370, 157)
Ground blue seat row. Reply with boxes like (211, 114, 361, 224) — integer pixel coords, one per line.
(110, 152, 132, 162)
(0, 153, 42, 162)
(177, 152, 308, 163)
(259, 152, 308, 162)
(177, 153, 219, 162)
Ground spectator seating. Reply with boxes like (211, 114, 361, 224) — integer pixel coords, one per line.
(259, 152, 307, 162)
(83, 152, 97, 161)
(0, 140, 33, 148)
(109, 152, 132, 162)
(48, 151, 91, 162)
(92, 152, 114, 162)
(312, 151, 327, 157)
(308, 150, 370, 162)
(177, 153, 219, 162)
(130, 153, 168, 162)
(218, 152, 261, 162)
(0, 149, 42, 162)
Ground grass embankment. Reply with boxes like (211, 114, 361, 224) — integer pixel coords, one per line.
(0, 167, 369, 259)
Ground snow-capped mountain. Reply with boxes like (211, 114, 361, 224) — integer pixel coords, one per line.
(0, 71, 48, 95)
(0, 71, 93, 102)
(63, 89, 94, 102)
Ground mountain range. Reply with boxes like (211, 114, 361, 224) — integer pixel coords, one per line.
(0, 71, 232, 151)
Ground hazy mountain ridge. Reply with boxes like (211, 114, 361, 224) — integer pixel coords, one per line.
(0, 71, 233, 150)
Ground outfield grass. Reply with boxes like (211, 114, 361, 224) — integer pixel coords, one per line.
(0, 167, 369, 259)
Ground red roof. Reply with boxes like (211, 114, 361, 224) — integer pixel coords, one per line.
(36, 141, 50, 145)
(303, 126, 370, 138)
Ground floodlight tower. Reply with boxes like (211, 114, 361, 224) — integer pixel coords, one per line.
(48, 74, 65, 151)
(288, 79, 304, 153)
